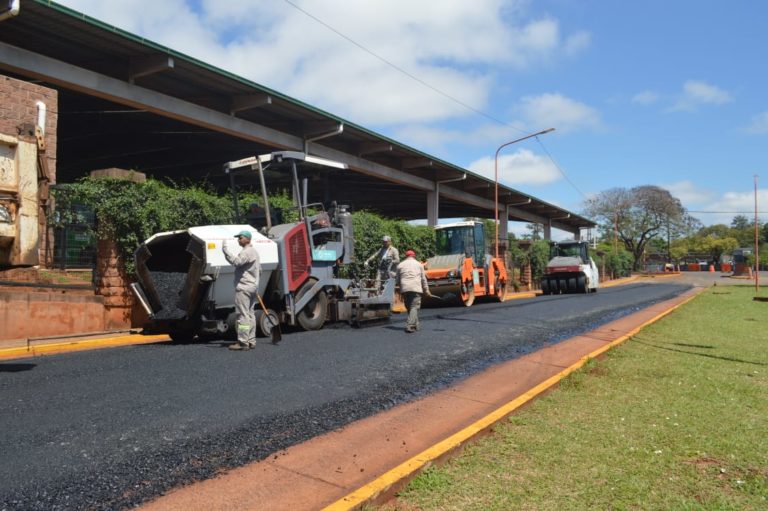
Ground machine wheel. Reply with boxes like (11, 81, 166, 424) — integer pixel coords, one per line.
(540, 278, 550, 295)
(258, 308, 281, 337)
(577, 275, 588, 293)
(460, 280, 475, 307)
(567, 277, 577, 293)
(296, 278, 328, 330)
(494, 272, 507, 302)
(558, 278, 568, 294)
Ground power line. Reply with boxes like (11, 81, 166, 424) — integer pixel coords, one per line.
(688, 211, 768, 214)
(280, 0, 586, 200)
(534, 138, 588, 200)
(280, 0, 522, 132)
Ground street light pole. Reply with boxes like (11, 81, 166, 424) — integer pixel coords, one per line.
(494, 127, 555, 258)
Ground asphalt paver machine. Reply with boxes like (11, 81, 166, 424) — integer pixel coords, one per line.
(131, 151, 394, 341)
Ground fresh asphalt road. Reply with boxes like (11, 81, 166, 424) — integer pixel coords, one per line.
(0, 281, 693, 510)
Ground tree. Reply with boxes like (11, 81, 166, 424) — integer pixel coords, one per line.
(669, 238, 690, 262)
(691, 235, 739, 263)
(524, 223, 543, 241)
(730, 215, 751, 230)
(585, 186, 693, 270)
(528, 239, 550, 283)
(697, 223, 731, 239)
(729, 215, 756, 246)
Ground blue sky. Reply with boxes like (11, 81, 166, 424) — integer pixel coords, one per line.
(56, 0, 768, 236)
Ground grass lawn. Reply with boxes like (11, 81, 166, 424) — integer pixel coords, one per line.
(389, 286, 767, 510)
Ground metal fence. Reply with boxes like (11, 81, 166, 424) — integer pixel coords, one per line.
(52, 204, 96, 270)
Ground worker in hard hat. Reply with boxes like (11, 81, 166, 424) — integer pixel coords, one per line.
(364, 235, 400, 289)
(396, 249, 430, 333)
(222, 229, 261, 350)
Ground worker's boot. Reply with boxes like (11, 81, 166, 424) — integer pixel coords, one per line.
(228, 343, 249, 351)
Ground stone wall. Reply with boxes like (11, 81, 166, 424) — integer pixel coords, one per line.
(95, 238, 148, 330)
(0, 74, 58, 265)
(0, 290, 106, 342)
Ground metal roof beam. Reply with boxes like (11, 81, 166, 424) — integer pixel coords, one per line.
(357, 141, 392, 156)
(230, 93, 272, 114)
(506, 206, 549, 225)
(0, 42, 459, 196)
(402, 157, 432, 170)
(129, 54, 174, 83)
(0, 41, 301, 149)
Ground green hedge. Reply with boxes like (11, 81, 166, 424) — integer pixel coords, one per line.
(350, 211, 435, 279)
(592, 243, 634, 278)
(51, 177, 435, 277)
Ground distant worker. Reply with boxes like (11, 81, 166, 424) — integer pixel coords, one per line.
(364, 235, 400, 288)
(245, 202, 267, 228)
(222, 229, 261, 351)
(396, 249, 430, 333)
(245, 202, 282, 230)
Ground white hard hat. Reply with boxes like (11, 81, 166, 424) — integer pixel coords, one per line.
(382, 235, 391, 242)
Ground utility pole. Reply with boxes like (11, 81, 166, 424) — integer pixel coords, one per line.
(755, 175, 760, 294)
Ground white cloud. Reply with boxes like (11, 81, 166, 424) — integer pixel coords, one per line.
(742, 111, 768, 134)
(671, 80, 733, 112)
(632, 90, 660, 105)
(392, 125, 461, 151)
(467, 149, 560, 186)
(700, 189, 768, 226)
(518, 93, 601, 133)
(657, 182, 768, 226)
(392, 122, 536, 154)
(564, 31, 592, 56)
(57, 0, 590, 128)
(661, 180, 716, 207)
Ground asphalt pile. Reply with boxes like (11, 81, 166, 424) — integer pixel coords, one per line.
(148, 271, 187, 319)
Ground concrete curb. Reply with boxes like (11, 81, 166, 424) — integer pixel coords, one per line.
(0, 333, 170, 360)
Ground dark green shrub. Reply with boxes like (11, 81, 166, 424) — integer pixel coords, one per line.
(52, 177, 436, 278)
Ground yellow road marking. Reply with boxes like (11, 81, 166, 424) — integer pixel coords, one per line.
(322, 289, 702, 510)
(0, 334, 170, 360)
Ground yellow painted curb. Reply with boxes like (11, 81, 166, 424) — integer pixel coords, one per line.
(321, 288, 703, 511)
(0, 334, 170, 361)
(638, 272, 683, 280)
(600, 275, 640, 288)
(505, 291, 538, 300)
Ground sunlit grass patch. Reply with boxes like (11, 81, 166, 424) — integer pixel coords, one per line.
(392, 286, 767, 510)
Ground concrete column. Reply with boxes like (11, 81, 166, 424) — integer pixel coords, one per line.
(543, 223, 552, 240)
(426, 191, 437, 227)
(499, 205, 509, 251)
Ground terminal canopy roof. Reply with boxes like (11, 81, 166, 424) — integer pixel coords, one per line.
(0, 0, 595, 235)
